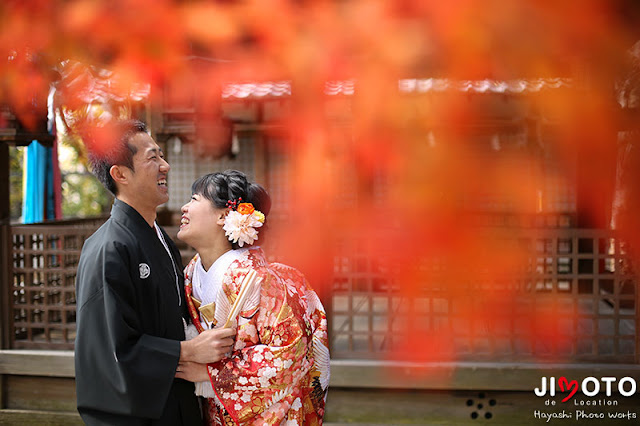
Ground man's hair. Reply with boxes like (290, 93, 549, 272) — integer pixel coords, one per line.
(86, 120, 148, 195)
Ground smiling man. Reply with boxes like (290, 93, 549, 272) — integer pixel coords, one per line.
(74, 120, 236, 425)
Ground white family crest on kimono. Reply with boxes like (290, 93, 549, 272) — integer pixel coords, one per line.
(184, 247, 329, 425)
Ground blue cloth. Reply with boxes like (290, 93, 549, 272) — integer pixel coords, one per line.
(22, 140, 46, 223)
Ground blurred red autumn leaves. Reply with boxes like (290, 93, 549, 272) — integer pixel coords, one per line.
(3, 0, 635, 128)
(2, 0, 640, 363)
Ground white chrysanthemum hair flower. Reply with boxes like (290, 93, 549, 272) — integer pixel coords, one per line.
(223, 203, 265, 247)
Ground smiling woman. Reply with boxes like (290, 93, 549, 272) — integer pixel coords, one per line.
(175, 170, 329, 425)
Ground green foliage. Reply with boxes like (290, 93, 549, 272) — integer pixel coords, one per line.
(61, 171, 112, 217)
(58, 141, 112, 218)
(9, 146, 23, 221)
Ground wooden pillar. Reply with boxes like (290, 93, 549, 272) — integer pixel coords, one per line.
(572, 53, 619, 229)
(574, 125, 617, 229)
(0, 141, 10, 351)
(0, 141, 10, 411)
(253, 131, 267, 185)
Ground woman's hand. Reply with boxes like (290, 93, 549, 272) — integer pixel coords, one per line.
(175, 361, 211, 382)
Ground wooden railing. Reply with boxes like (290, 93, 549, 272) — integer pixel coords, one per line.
(330, 229, 639, 363)
(4, 220, 639, 365)
(5, 220, 194, 350)
(8, 218, 106, 350)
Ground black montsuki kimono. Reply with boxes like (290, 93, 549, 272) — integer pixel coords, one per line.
(75, 199, 201, 425)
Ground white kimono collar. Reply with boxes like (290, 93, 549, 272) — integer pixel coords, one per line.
(192, 247, 250, 310)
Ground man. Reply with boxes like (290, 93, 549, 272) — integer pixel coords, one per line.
(75, 120, 235, 425)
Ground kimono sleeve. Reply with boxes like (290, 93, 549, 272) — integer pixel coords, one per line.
(207, 267, 314, 424)
(75, 240, 181, 419)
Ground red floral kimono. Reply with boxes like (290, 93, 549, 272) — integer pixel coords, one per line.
(184, 247, 329, 425)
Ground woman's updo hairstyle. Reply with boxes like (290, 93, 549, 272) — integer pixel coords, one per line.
(191, 170, 271, 248)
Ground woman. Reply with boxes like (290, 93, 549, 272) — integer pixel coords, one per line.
(175, 170, 329, 425)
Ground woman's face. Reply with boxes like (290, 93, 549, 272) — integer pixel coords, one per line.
(177, 193, 225, 248)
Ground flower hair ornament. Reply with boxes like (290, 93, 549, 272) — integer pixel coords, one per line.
(223, 198, 265, 247)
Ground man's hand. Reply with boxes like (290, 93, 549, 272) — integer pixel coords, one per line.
(180, 327, 236, 364)
(175, 361, 210, 382)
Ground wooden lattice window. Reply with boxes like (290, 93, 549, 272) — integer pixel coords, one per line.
(330, 229, 638, 363)
(11, 224, 97, 349)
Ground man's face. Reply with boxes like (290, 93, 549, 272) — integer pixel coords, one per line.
(122, 132, 170, 209)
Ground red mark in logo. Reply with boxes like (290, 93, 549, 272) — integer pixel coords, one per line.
(558, 377, 578, 402)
